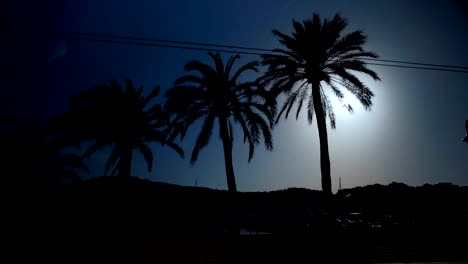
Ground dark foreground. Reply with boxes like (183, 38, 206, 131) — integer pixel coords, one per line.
(7, 229, 467, 263)
(5, 177, 468, 263)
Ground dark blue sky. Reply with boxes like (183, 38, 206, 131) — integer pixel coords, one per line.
(2, 0, 467, 192)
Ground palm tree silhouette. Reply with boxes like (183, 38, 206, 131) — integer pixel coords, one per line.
(52, 79, 184, 177)
(262, 13, 380, 195)
(1, 119, 89, 186)
(165, 52, 275, 192)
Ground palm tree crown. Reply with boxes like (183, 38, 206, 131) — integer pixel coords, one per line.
(262, 13, 380, 194)
(52, 79, 183, 177)
(165, 52, 275, 192)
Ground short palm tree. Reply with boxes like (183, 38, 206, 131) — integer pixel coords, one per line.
(262, 13, 380, 195)
(1, 120, 89, 186)
(165, 52, 275, 192)
(52, 79, 184, 177)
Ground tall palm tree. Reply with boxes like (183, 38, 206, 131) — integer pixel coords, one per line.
(165, 52, 275, 192)
(51, 79, 184, 177)
(262, 13, 380, 195)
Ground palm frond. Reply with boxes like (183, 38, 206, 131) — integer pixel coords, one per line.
(228, 119, 234, 145)
(82, 141, 105, 159)
(184, 60, 216, 78)
(141, 85, 160, 107)
(295, 85, 310, 120)
(138, 144, 154, 172)
(190, 114, 215, 165)
(231, 111, 253, 144)
(321, 89, 336, 129)
(330, 60, 380, 81)
(328, 30, 367, 57)
(166, 141, 184, 158)
(110, 161, 119, 176)
(225, 54, 241, 79)
(231, 61, 259, 83)
(104, 148, 120, 176)
(307, 92, 315, 124)
(272, 29, 296, 48)
(208, 52, 225, 79)
(174, 75, 204, 86)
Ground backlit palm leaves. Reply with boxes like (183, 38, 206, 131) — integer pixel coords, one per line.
(165, 52, 275, 192)
(262, 13, 380, 194)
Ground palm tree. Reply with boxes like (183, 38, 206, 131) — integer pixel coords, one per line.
(51, 79, 184, 177)
(165, 52, 275, 192)
(262, 13, 380, 195)
(1, 119, 89, 186)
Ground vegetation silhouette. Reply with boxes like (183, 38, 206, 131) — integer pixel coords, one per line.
(165, 52, 275, 192)
(0, 118, 89, 187)
(261, 13, 380, 195)
(50, 79, 184, 177)
(37, 177, 467, 263)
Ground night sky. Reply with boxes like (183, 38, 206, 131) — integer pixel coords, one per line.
(2, 0, 467, 192)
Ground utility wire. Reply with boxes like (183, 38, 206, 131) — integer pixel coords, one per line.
(364, 62, 468, 73)
(6, 29, 468, 73)
(34, 34, 266, 56)
(37, 29, 274, 52)
(37, 29, 468, 70)
(359, 58, 468, 70)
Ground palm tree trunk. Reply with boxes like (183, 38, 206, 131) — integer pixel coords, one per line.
(312, 82, 332, 195)
(219, 117, 239, 236)
(118, 143, 133, 177)
(219, 117, 237, 192)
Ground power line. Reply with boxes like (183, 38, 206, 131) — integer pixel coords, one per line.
(365, 62, 468, 73)
(37, 29, 274, 53)
(34, 34, 266, 56)
(38, 29, 468, 70)
(360, 58, 468, 70)
(6, 30, 468, 74)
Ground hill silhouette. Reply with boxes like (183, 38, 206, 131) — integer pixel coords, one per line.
(6, 176, 468, 263)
